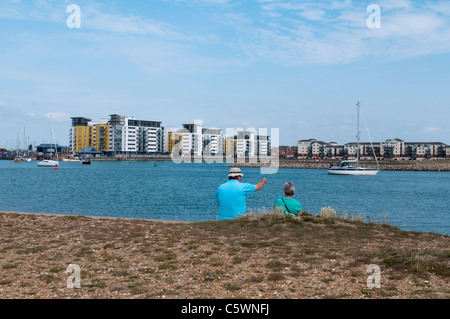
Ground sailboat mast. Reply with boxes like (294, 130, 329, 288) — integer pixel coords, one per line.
(356, 102, 360, 163)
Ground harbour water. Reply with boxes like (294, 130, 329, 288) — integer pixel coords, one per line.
(1, 160, 449, 235)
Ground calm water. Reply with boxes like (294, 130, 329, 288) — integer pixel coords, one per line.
(0, 160, 449, 235)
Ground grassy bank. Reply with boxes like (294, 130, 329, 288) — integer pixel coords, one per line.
(0, 210, 448, 299)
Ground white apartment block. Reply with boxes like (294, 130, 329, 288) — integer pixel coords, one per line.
(108, 114, 164, 154)
(202, 128, 224, 156)
(234, 131, 270, 158)
(180, 123, 203, 157)
(257, 135, 270, 157)
(236, 131, 257, 158)
(175, 123, 224, 157)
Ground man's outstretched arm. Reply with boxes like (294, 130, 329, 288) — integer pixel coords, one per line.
(254, 178, 267, 191)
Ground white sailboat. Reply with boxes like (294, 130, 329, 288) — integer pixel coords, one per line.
(38, 116, 59, 168)
(328, 102, 379, 176)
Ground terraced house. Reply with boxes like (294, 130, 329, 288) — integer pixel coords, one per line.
(294, 138, 449, 160)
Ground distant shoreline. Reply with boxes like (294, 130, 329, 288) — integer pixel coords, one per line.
(3, 156, 450, 171)
(91, 156, 450, 171)
(226, 158, 450, 172)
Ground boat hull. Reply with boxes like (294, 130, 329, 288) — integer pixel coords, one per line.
(328, 167, 379, 176)
(38, 160, 59, 167)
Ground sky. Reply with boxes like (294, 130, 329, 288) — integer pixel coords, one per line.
(0, 0, 449, 148)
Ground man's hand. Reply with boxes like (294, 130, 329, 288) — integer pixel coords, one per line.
(255, 177, 267, 191)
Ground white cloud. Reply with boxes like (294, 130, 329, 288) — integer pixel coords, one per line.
(246, 0, 450, 65)
(2, 0, 450, 69)
(45, 112, 71, 122)
(378, 0, 412, 11)
(424, 127, 441, 133)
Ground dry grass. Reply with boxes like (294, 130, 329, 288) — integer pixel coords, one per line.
(0, 210, 448, 299)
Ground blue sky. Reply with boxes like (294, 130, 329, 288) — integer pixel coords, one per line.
(1, 0, 449, 148)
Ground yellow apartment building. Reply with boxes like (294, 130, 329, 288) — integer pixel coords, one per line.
(168, 132, 183, 154)
(224, 138, 236, 155)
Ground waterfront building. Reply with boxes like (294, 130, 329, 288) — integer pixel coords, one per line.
(70, 117, 109, 155)
(278, 146, 295, 158)
(202, 128, 223, 156)
(107, 114, 163, 155)
(180, 123, 203, 157)
(296, 139, 314, 158)
(175, 123, 224, 157)
(36, 144, 66, 155)
(257, 135, 270, 156)
(168, 131, 183, 154)
(293, 137, 449, 160)
(296, 139, 329, 158)
(164, 127, 178, 154)
(404, 142, 446, 159)
(345, 142, 379, 159)
(93, 123, 109, 154)
(380, 139, 405, 158)
(236, 131, 257, 158)
(323, 142, 344, 159)
(224, 138, 236, 156)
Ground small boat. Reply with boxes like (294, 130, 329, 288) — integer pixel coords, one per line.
(13, 157, 21, 163)
(328, 160, 379, 176)
(328, 102, 379, 176)
(38, 115, 59, 168)
(21, 157, 32, 162)
(80, 157, 91, 165)
(38, 160, 59, 167)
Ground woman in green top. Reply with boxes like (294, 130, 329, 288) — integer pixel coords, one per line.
(274, 182, 303, 217)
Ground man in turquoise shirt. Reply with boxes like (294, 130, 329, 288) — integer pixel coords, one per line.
(274, 182, 303, 217)
(215, 168, 267, 220)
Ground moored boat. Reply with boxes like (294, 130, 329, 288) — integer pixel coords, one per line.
(328, 102, 379, 176)
(37, 160, 59, 167)
(80, 156, 91, 165)
(38, 115, 59, 168)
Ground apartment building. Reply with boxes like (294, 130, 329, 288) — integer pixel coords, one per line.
(69, 117, 109, 154)
(257, 135, 270, 157)
(224, 138, 236, 156)
(294, 137, 449, 160)
(202, 128, 224, 156)
(179, 123, 203, 157)
(296, 139, 332, 158)
(70, 114, 164, 155)
(107, 114, 164, 155)
(164, 127, 178, 154)
(170, 123, 225, 157)
(168, 131, 183, 154)
(236, 131, 257, 158)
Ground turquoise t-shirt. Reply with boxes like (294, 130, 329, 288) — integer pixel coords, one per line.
(215, 180, 256, 220)
(274, 197, 302, 216)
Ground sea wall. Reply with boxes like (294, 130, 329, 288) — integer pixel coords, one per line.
(226, 159, 450, 172)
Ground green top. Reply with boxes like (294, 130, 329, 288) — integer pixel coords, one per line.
(274, 197, 303, 217)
